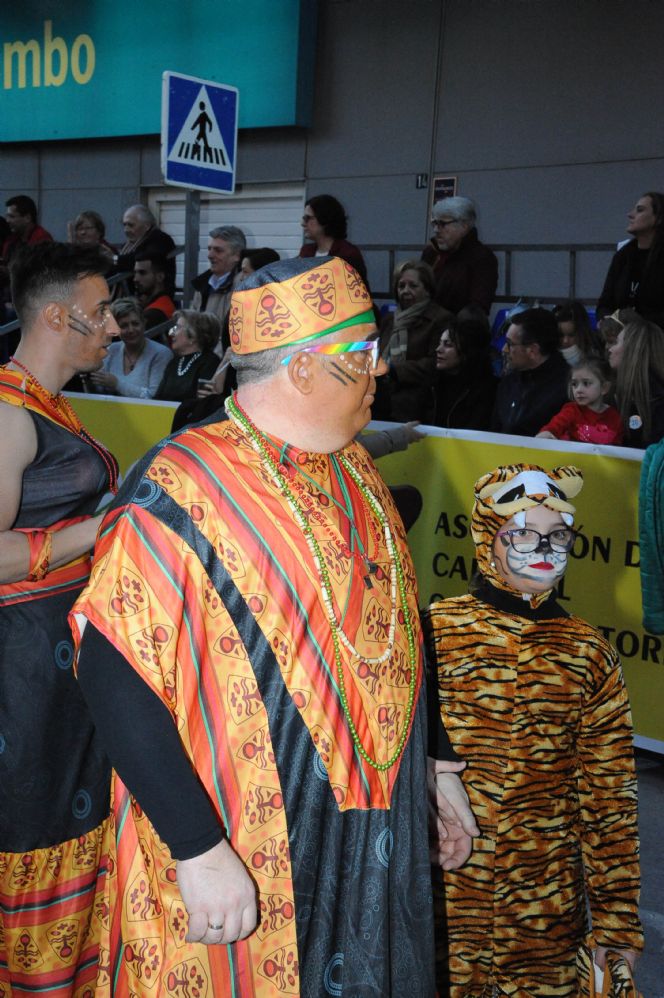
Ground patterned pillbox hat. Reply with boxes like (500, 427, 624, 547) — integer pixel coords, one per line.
(229, 256, 376, 355)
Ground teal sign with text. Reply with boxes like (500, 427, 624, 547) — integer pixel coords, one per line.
(0, 0, 316, 142)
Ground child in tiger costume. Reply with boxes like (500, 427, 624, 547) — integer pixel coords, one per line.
(423, 463, 643, 997)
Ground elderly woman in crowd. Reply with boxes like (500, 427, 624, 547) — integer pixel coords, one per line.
(68, 209, 116, 262)
(553, 300, 604, 366)
(379, 259, 452, 423)
(608, 309, 664, 447)
(89, 297, 171, 398)
(155, 309, 220, 402)
(299, 194, 368, 283)
(422, 196, 498, 315)
(598, 191, 664, 329)
(434, 315, 498, 429)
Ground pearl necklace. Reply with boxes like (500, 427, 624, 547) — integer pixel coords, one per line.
(225, 392, 417, 772)
(177, 351, 201, 376)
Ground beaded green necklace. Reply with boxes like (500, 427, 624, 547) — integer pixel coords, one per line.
(225, 392, 418, 772)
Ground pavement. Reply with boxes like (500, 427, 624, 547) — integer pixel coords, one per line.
(635, 750, 664, 996)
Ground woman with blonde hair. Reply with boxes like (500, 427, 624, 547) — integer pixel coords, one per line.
(90, 297, 171, 398)
(608, 311, 664, 447)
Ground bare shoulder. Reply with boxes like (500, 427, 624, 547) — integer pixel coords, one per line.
(0, 401, 38, 472)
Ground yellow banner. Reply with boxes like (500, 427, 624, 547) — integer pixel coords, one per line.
(67, 392, 178, 475)
(374, 426, 662, 750)
(65, 397, 661, 750)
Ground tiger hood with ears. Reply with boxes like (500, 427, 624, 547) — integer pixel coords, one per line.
(471, 464, 584, 600)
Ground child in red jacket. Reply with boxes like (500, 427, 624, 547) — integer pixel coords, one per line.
(537, 357, 623, 445)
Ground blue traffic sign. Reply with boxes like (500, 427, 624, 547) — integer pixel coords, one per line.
(161, 72, 239, 195)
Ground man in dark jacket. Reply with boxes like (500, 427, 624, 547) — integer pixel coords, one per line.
(191, 225, 246, 321)
(492, 307, 569, 437)
(422, 196, 498, 314)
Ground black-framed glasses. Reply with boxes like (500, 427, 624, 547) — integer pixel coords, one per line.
(302, 213, 316, 221)
(430, 218, 458, 228)
(496, 527, 577, 554)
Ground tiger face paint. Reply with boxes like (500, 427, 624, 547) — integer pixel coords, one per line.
(492, 505, 570, 595)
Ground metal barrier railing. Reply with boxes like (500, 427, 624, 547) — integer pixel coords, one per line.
(0, 242, 616, 341)
(363, 241, 616, 305)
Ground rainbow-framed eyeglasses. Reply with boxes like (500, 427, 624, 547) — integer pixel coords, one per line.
(280, 340, 380, 368)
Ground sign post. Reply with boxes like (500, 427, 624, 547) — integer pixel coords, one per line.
(183, 191, 201, 307)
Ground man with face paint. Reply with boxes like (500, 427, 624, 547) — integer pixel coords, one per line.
(70, 256, 477, 997)
(0, 243, 119, 995)
(423, 464, 643, 998)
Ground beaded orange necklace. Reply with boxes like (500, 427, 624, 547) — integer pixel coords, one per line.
(6, 358, 119, 493)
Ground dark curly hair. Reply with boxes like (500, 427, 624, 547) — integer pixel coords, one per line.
(306, 195, 348, 240)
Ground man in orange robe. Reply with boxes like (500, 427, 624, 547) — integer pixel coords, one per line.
(71, 256, 477, 996)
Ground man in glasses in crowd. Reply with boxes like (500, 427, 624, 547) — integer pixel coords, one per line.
(421, 195, 498, 315)
(71, 255, 478, 996)
(492, 306, 569, 436)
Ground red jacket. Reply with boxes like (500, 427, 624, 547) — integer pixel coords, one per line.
(2, 224, 53, 261)
(539, 401, 624, 445)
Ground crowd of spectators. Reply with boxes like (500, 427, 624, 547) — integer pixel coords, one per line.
(0, 191, 654, 998)
(2, 188, 664, 446)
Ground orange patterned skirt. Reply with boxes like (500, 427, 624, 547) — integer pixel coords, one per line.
(0, 820, 110, 997)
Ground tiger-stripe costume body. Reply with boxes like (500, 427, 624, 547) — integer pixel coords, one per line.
(423, 464, 643, 997)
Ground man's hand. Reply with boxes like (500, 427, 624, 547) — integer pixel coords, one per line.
(177, 839, 258, 946)
(427, 758, 480, 870)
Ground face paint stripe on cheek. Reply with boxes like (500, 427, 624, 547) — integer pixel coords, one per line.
(327, 367, 350, 386)
(68, 314, 93, 337)
(329, 361, 358, 384)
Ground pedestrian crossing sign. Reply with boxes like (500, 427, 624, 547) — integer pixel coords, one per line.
(161, 72, 239, 195)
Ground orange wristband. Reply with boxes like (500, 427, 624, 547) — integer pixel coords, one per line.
(26, 530, 53, 581)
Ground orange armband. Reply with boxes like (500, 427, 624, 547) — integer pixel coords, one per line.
(26, 529, 53, 581)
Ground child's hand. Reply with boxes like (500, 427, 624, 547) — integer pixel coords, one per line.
(594, 945, 637, 971)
